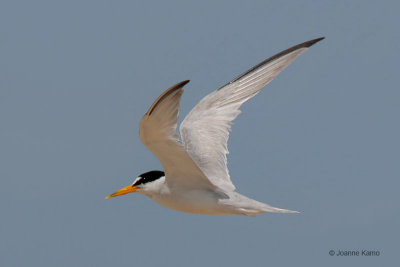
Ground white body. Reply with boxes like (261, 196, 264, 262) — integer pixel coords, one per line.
(139, 177, 294, 216)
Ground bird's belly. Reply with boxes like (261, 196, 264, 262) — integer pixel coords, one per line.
(150, 189, 230, 215)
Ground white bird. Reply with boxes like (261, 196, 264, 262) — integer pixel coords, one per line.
(106, 37, 324, 216)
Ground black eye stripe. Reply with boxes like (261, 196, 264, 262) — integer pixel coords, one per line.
(133, 170, 165, 186)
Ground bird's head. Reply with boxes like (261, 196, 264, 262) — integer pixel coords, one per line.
(106, 170, 165, 199)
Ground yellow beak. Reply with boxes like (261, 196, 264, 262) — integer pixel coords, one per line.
(105, 185, 139, 199)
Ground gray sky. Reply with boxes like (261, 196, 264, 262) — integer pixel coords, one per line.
(1, 1, 398, 266)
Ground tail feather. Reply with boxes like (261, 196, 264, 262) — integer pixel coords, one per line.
(251, 198, 299, 215)
(238, 204, 299, 216)
(262, 205, 299, 213)
(224, 192, 300, 216)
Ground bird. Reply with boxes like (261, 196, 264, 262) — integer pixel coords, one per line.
(106, 37, 324, 216)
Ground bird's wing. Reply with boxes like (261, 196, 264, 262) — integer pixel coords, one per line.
(180, 37, 324, 192)
(139, 80, 217, 190)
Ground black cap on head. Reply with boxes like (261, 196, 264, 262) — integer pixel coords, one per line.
(133, 170, 165, 186)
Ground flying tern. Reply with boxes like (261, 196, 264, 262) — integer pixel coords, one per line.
(106, 37, 324, 216)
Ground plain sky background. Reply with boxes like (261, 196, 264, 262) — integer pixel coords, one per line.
(1, 1, 399, 266)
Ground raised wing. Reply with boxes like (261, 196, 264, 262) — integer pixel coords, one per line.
(180, 37, 324, 192)
(139, 80, 216, 190)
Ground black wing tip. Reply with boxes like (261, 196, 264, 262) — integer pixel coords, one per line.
(178, 80, 190, 87)
(303, 37, 325, 48)
(217, 36, 325, 90)
(146, 80, 190, 116)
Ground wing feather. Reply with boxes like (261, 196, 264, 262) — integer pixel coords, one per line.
(140, 80, 216, 190)
(180, 37, 324, 192)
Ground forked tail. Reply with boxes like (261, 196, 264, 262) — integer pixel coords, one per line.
(241, 200, 299, 216)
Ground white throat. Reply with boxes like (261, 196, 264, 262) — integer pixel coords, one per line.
(138, 176, 166, 197)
